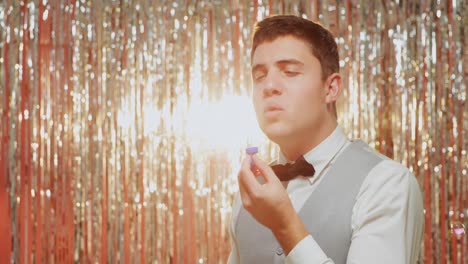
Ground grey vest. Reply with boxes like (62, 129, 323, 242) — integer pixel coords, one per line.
(235, 140, 384, 264)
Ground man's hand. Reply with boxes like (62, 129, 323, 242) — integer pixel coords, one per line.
(237, 155, 309, 255)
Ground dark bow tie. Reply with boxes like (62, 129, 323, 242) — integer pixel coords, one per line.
(271, 156, 315, 182)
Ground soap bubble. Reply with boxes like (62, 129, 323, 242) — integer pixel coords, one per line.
(450, 222, 466, 240)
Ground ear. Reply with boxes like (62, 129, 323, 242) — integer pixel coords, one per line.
(324, 73, 342, 103)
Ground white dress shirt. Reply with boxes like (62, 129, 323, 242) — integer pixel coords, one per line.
(228, 126, 424, 264)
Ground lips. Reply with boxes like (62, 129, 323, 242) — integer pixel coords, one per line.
(264, 104, 284, 112)
(264, 104, 284, 115)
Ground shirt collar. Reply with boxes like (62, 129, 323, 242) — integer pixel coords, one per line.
(277, 126, 348, 182)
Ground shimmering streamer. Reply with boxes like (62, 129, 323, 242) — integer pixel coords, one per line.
(0, 0, 466, 263)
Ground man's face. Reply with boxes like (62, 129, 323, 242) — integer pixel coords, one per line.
(251, 36, 330, 144)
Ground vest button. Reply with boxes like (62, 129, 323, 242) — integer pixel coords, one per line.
(276, 247, 284, 256)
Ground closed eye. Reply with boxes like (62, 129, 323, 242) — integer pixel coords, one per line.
(253, 73, 266, 82)
(284, 70, 300, 77)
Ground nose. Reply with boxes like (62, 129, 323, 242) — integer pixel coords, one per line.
(262, 72, 283, 97)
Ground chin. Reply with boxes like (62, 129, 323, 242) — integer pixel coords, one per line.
(261, 124, 290, 143)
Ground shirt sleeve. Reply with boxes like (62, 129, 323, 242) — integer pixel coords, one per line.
(227, 194, 242, 264)
(347, 159, 424, 264)
(227, 247, 239, 264)
(285, 235, 334, 264)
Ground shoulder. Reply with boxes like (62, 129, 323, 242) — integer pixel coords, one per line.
(351, 157, 424, 234)
(363, 156, 420, 196)
(354, 157, 423, 218)
(351, 140, 419, 188)
(352, 141, 422, 212)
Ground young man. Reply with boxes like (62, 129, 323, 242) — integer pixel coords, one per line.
(228, 15, 424, 263)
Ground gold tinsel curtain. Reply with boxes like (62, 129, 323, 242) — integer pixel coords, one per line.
(0, 0, 466, 263)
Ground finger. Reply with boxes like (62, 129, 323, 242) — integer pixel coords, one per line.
(238, 156, 261, 196)
(246, 153, 261, 175)
(238, 159, 255, 208)
(251, 155, 280, 184)
(238, 176, 252, 207)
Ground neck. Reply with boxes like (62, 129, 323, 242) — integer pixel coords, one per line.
(278, 119, 337, 161)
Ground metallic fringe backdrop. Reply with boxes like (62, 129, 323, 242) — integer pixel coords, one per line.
(0, 0, 466, 263)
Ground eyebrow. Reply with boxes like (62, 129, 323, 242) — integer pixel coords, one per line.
(276, 59, 304, 68)
(251, 59, 304, 73)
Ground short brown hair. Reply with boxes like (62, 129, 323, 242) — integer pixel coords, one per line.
(251, 15, 339, 80)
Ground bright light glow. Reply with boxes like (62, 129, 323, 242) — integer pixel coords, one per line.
(186, 95, 265, 151)
(117, 94, 267, 152)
